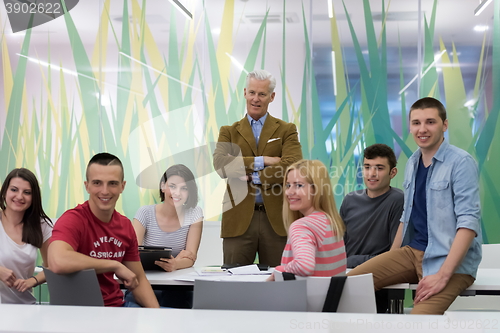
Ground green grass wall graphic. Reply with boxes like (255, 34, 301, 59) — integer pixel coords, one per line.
(0, 0, 498, 243)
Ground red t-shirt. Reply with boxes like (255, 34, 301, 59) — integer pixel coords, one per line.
(51, 201, 139, 307)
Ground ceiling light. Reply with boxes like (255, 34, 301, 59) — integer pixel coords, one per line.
(168, 0, 192, 20)
(95, 93, 111, 106)
(432, 50, 446, 62)
(18, 53, 80, 77)
(474, 0, 493, 16)
(328, 0, 334, 19)
(18, 53, 144, 96)
(226, 53, 248, 74)
(399, 50, 446, 95)
(474, 25, 489, 32)
(464, 99, 476, 108)
(119, 52, 202, 92)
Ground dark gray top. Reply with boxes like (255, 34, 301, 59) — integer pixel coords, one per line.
(340, 187, 404, 268)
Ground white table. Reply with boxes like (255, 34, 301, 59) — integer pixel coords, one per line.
(144, 267, 271, 288)
(147, 268, 500, 290)
(145, 267, 198, 286)
(143, 268, 500, 313)
(447, 268, 500, 294)
(386, 268, 500, 293)
(1, 303, 499, 333)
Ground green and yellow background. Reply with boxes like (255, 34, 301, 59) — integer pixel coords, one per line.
(1, 0, 498, 296)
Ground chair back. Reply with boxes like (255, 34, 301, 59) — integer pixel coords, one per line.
(307, 273, 376, 313)
(448, 243, 500, 311)
(43, 267, 104, 306)
(479, 243, 500, 268)
(193, 279, 307, 312)
(274, 271, 376, 313)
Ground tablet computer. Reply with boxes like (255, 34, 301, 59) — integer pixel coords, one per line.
(139, 246, 172, 271)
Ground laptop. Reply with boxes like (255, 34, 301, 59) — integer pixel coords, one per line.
(139, 245, 172, 271)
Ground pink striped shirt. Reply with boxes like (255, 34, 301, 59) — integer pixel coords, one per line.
(275, 211, 346, 277)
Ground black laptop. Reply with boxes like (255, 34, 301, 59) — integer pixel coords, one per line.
(139, 246, 172, 271)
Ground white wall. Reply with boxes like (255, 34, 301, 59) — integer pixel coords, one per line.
(195, 220, 223, 267)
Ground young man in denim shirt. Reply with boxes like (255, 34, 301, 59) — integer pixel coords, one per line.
(348, 97, 481, 314)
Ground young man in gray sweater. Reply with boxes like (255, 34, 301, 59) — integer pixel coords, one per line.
(340, 143, 403, 312)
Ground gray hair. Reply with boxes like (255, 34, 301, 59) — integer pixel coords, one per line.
(246, 69, 276, 93)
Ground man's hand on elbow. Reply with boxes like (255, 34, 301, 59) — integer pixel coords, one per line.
(115, 264, 139, 291)
(238, 174, 251, 182)
(263, 156, 281, 166)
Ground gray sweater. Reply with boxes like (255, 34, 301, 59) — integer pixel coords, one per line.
(340, 187, 404, 268)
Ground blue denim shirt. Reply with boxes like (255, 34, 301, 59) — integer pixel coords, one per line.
(401, 140, 482, 278)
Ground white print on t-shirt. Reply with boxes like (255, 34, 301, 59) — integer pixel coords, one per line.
(89, 236, 125, 259)
(93, 236, 123, 248)
(89, 250, 126, 259)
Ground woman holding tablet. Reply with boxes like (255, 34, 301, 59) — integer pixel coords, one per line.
(272, 159, 346, 278)
(131, 164, 203, 307)
(0, 168, 52, 303)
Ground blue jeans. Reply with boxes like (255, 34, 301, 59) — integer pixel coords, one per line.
(122, 298, 142, 307)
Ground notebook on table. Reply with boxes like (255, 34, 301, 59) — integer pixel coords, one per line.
(139, 245, 172, 271)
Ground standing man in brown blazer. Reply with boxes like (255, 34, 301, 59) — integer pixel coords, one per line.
(213, 70, 302, 267)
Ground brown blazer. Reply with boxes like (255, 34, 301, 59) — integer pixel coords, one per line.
(213, 113, 303, 237)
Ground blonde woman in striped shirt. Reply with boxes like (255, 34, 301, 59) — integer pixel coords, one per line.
(273, 160, 346, 277)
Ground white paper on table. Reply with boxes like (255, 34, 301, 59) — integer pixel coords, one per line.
(218, 275, 270, 282)
(174, 265, 271, 282)
(227, 264, 270, 275)
(195, 267, 231, 276)
(174, 271, 200, 282)
(174, 274, 270, 283)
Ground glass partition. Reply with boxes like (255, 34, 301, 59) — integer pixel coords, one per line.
(0, 1, 498, 283)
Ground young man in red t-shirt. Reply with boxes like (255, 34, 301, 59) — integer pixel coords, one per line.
(48, 153, 159, 307)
